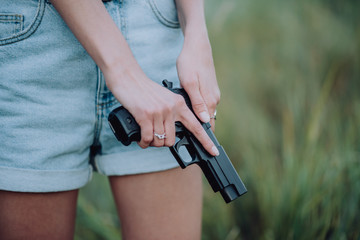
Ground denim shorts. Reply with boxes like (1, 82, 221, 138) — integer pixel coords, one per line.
(0, 0, 183, 192)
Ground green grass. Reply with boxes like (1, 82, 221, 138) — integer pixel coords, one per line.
(76, 0, 360, 239)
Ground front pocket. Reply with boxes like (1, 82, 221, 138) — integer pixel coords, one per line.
(148, 0, 180, 28)
(0, 0, 46, 46)
(0, 14, 24, 39)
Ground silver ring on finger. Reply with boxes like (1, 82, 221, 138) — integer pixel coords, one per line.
(210, 110, 217, 120)
(154, 132, 166, 140)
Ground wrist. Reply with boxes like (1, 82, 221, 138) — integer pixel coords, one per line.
(102, 57, 146, 92)
(97, 39, 137, 75)
(181, 15, 209, 39)
(183, 30, 212, 54)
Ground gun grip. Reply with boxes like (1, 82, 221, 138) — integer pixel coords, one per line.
(108, 106, 141, 146)
(170, 136, 199, 168)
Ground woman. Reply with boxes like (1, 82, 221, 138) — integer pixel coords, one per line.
(0, 0, 220, 239)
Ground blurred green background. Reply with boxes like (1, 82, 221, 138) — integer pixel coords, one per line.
(75, 0, 360, 239)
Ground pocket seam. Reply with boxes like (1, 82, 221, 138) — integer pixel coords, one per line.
(0, 14, 23, 23)
(0, 14, 24, 36)
(148, 0, 180, 29)
(0, 0, 46, 46)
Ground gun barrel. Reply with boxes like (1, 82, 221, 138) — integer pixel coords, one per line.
(189, 132, 247, 203)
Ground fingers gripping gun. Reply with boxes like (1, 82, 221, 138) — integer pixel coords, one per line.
(108, 80, 247, 203)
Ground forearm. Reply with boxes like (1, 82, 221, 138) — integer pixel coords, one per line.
(51, 0, 139, 82)
(175, 0, 209, 42)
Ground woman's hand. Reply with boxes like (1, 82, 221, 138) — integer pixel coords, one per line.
(176, 34, 220, 131)
(104, 64, 219, 156)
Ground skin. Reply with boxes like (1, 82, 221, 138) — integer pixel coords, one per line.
(0, 0, 220, 239)
(0, 190, 78, 240)
(109, 166, 203, 240)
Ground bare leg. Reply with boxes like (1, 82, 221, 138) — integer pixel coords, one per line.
(109, 166, 203, 240)
(0, 190, 78, 240)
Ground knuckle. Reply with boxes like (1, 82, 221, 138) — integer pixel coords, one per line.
(143, 105, 160, 117)
(182, 78, 198, 89)
(208, 100, 218, 110)
(208, 93, 220, 110)
(175, 95, 186, 108)
(141, 108, 152, 118)
(138, 143, 148, 149)
(137, 118, 147, 127)
(142, 110, 161, 120)
(142, 135, 153, 144)
(162, 102, 173, 115)
(215, 91, 221, 104)
(193, 124, 204, 136)
(192, 101, 206, 110)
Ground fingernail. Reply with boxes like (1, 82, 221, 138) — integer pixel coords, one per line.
(212, 146, 219, 156)
(200, 111, 210, 123)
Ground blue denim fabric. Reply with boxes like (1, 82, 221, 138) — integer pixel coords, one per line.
(0, 0, 183, 192)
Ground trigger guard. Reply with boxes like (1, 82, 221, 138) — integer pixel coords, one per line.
(170, 137, 198, 168)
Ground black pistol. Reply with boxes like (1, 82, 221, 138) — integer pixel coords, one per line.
(108, 80, 247, 203)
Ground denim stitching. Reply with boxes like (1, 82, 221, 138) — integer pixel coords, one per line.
(93, 66, 103, 146)
(0, 14, 24, 38)
(116, 0, 128, 40)
(148, 0, 180, 28)
(98, 98, 117, 108)
(19, 14, 24, 33)
(0, 14, 23, 22)
(0, 0, 45, 46)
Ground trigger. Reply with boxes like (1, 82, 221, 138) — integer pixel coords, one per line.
(175, 137, 198, 165)
(175, 136, 190, 151)
(170, 137, 189, 169)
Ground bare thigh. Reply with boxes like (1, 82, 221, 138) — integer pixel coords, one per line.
(0, 190, 78, 240)
(109, 166, 203, 240)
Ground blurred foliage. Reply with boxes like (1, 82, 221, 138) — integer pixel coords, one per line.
(76, 0, 360, 239)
